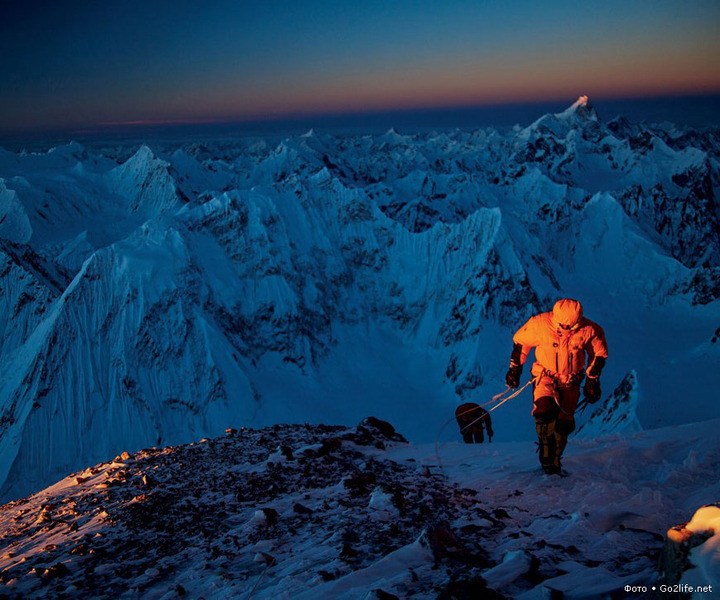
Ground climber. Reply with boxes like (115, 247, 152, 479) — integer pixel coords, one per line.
(455, 403, 493, 443)
(505, 299, 608, 474)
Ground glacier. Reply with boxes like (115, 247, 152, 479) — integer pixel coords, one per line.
(0, 98, 719, 503)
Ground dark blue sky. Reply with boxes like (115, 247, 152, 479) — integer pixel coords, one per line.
(1, 0, 719, 135)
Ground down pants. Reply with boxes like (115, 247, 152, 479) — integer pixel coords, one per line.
(531, 372, 580, 424)
(531, 366, 579, 467)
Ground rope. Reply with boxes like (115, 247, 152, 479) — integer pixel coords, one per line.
(456, 380, 533, 436)
(433, 376, 537, 476)
(246, 554, 277, 599)
(463, 378, 535, 428)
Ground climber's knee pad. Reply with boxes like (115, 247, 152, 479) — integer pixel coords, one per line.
(533, 396, 558, 423)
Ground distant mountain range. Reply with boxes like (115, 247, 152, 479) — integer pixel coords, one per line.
(1, 97, 718, 502)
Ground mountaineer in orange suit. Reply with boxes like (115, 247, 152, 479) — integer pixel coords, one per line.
(505, 299, 608, 475)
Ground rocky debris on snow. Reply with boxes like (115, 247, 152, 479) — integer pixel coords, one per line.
(0, 418, 504, 599)
(2, 415, 719, 598)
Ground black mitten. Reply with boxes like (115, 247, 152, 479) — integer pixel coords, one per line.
(584, 378, 602, 403)
(506, 364, 522, 389)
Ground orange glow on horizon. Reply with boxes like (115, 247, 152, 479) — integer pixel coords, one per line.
(158, 50, 720, 126)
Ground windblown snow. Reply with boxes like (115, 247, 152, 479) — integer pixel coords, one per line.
(0, 98, 719, 593)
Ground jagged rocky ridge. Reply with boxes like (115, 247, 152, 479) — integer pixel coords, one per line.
(0, 98, 719, 502)
(5, 416, 718, 599)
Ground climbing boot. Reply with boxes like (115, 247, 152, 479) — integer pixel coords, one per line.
(535, 419, 558, 474)
(548, 418, 575, 475)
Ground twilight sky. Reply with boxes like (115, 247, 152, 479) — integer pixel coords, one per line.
(1, 0, 719, 135)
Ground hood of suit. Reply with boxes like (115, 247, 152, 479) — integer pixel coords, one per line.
(552, 298, 583, 330)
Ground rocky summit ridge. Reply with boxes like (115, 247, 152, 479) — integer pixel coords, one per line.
(2, 416, 718, 598)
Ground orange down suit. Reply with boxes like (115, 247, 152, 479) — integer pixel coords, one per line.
(512, 311, 608, 421)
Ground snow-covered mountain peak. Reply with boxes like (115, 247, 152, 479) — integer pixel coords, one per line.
(107, 144, 181, 215)
(562, 94, 596, 119)
(378, 127, 412, 146)
(522, 95, 600, 139)
(0, 180, 32, 244)
(47, 141, 87, 162)
(120, 144, 168, 171)
(573, 94, 589, 107)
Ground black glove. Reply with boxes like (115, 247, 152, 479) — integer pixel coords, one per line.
(587, 356, 606, 379)
(584, 378, 602, 403)
(505, 364, 522, 389)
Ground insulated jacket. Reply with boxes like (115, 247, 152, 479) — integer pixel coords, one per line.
(512, 311, 608, 383)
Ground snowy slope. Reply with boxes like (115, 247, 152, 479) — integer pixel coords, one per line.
(0, 97, 719, 503)
(1, 417, 718, 599)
